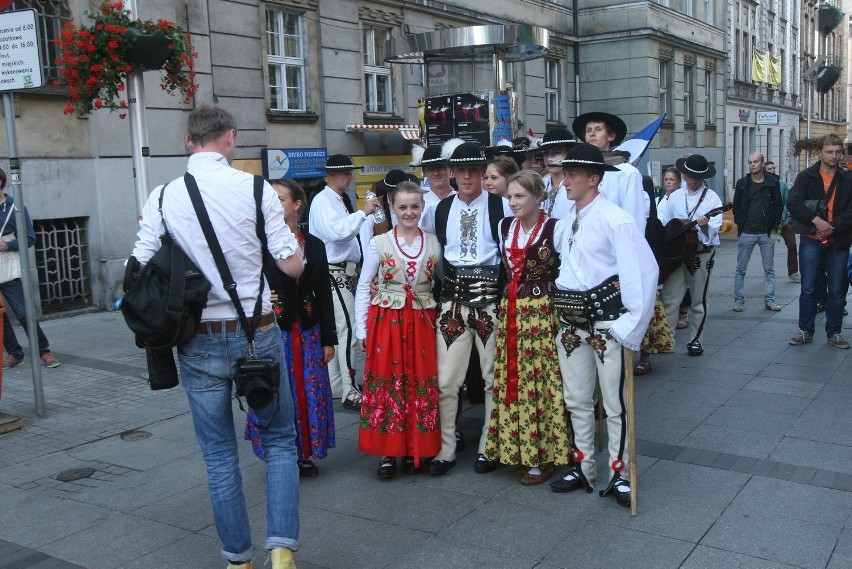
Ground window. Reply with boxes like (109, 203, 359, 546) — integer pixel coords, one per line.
(684, 65, 694, 123)
(704, 0, 714, 25)
(265, 7, 306, 111)
(545, 59, 560, 123)
(363, 26, 393, 113)
(682, 0, 693, 17)
(11, 0, 71, 82)
(704, 68, 715, 123)
(659, 60, 672, 116)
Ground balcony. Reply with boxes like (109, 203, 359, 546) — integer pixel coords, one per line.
(816, 54, 843, 93)
(818, 1, 845, 33)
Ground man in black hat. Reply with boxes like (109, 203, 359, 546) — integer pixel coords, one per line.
(421, 141, 511, 475)
(308, 154, 380, 408)
(538, 126, 575, 216)
(549, 143, 657, 507)
(658, 154, 724, 356)
(418, 144, 456, 213)
(561, 112, 646, 233)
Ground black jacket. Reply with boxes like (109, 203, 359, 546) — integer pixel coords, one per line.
(732, 171, 783, 236)
(788, 162, 852, 250)
(263, 231, 338, 347)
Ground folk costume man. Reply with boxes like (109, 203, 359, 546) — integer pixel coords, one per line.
(419, 144, 456, 213)
(549, 144, 657, 507)
(308, 154, 380, 408)
(538, 126, 575, 216)
(421, 141, 512, 475)
(658, 154, 724, 356)
(561, 112, 646, 233)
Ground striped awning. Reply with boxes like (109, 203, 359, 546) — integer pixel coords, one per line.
(345, 124, 421, 141)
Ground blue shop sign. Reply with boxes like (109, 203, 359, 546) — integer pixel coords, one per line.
(262, 148, 327, 179)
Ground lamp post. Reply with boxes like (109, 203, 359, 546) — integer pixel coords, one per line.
(124, 0, 152, 219)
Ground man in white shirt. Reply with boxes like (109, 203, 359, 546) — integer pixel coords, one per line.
(130, 104, 304, 569)
(538, 126, 575, 217)
(549, 143, 657, 508)
(308, 154, 380, 408)
(571, 112, 647, 233)
(658, 154, 724, 356)
(421, 141, 512, 476)
(419, 144, 456, 219)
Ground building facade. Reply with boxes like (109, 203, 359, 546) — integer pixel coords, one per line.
(1, 0, 726, 312)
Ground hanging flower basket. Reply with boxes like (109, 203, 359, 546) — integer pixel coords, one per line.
(53, 1, 198, 118)
(792, 137, 821, 157)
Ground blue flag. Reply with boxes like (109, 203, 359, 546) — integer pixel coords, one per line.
(614, 113, 667, 165)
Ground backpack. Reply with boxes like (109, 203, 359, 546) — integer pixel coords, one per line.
(120, 182, 212, 351)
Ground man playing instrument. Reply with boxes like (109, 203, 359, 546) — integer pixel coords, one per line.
(659, 154, 724, 356)
(549, 143, 657, 507)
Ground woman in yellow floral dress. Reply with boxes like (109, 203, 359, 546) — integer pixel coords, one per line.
(484, 171, 571, 485)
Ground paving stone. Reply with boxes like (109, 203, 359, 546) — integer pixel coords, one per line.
(681, 545, 800, 568)
(811, 469, 839, 489)
(744, 376, 823, 399)
(767, 461, 797, 481)
(682, 425, 783, 460)
(729, 455, 758, 474)
(113, 533, 224, 568)
(702, 510, 840, 569)
(726, 477, 852, 528)
(790, 466, 818, 485)
(693, 449, 720, 467)
(751, 460, 778, 477)
(828, 528, 852, 569)
(542, 520, 694, 569)
(710, 452, 739, 470)
(768, 436, 852, 474)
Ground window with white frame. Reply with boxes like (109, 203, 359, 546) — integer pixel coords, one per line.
(659, 59, 672, 117)
(363, 26, 393, 113)
(684, 65, 694, 123)
(545, 59, 560, 123)
(265, 6, 306, 111)
(11, 0, 72, 82)
(704, 68, 715, 123)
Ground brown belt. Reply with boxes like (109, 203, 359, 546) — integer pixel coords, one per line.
(196, 312, 275, 334)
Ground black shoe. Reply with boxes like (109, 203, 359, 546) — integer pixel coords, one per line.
(401, 457, 421, 475)
(377, 457, 396, 479)
(427, 459, 455, 476)
(455, 430, 466, 452)
(550, 467, 593, 494)
(474, 454, 499, 474)
(297, 460, 318, 477)
(599, 474, 631, 507)
(687, 340, 703, 356)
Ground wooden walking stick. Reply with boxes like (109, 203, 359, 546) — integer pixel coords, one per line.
(624, 347, 638, 516)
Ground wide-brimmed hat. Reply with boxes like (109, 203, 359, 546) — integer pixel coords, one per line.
(325, 154, 359, 171)
(573, 112, 628, 147)
(539, 127, 576, 151)
(560, 143, 619, 172)
(449, 141, 487, 165)
(675, 154, 716, 179)
(486, 139, 514, 160)
(420, 145, 448, 168)
(377, 169, 410, 193)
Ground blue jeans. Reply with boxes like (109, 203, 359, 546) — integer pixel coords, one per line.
(1, 277, 51, 358)
(734, 233, 776, 305)
(798, 237, 849, 336)
(177, 323, 299, 563)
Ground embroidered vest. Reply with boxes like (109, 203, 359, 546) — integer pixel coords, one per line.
(500, 217, 561, 298)
(372, 232, 439, 310)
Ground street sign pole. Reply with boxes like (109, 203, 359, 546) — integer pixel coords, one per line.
(0, 8, 46, 416)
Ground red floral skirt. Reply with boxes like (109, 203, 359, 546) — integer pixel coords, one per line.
(358, 299, 440, 464)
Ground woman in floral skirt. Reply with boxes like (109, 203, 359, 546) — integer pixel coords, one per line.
(484, 170, 572, 485)
(355, 181, 441, 479)
(245, 179, 337, 477)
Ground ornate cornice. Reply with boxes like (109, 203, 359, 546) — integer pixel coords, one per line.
(268, 0, 319, 10)
(359, 6, 404, 26)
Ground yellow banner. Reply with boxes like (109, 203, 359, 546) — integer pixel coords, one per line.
(751, 48, 769, 83)
(768, 53, 782, 86)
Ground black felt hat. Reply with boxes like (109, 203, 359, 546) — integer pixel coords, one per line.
(325, 154, 359, 171)
(377, 169, 410, 193)
(449, 142, 487, 165)
(420, 145, 448, 168)
(539, 127, 577, 150)
(485, 140, 514, 160)
(573, 112, 628, 147)
(560, 143, 619, 172)
(675, 154, 716, 179)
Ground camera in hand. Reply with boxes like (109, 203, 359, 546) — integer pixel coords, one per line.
(236, 355, 280, 409)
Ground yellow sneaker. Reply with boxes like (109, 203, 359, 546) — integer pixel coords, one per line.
(227, 562, 252, 569)
(270, 548, 296, 569)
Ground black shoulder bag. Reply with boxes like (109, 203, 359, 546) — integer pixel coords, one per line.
(789, 176, 838, 234)
(184, 174, 281, 411)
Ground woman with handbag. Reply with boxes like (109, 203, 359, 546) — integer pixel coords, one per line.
(0, 168, 60, 369)
(245, 179, 338, 476)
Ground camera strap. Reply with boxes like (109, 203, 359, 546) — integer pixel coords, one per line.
(184, 173, 268, 346)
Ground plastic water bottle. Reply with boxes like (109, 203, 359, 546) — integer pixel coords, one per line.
(365, 191, 385, 223)
(112, 297, 123, 311)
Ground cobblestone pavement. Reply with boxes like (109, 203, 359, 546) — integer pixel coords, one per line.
(0, 240, 850, 568)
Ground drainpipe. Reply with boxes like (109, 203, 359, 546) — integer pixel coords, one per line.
(573, 0, 581, 119)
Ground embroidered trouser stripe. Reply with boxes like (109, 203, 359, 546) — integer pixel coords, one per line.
(555, 321, 627, 487)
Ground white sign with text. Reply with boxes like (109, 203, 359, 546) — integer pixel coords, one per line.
(0, 9, 43, 92)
